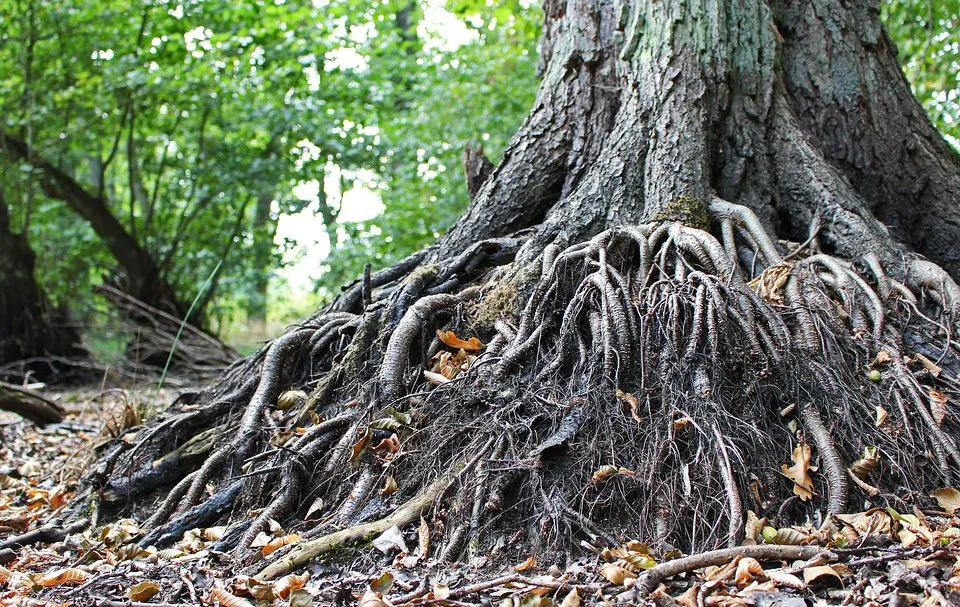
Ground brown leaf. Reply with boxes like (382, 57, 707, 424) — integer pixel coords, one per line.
(929, 389, 949, 425)
(370, 572, 395, 595)
(781, 442, 816, 501)
(274, 573, 309, 599)
(749, 263, 793, 304)
(358, 590, 390, 607)
(436, 330, 485, 352)
(735, 557, 764, 587)
(931, 488, 960, 514)
(418, 516, 430, 558)
(766, 570, 805, 590)
(592, 465, 618, 483)
(914, 353, 942, 377)
(802, 565, 841, 585)
(705, 557, 741, 582)
(262, 534, 301, 556)
(351, 428, 371, 462)
(128, 580, 161, 602)
(616, 390, 643, 424)
(35, 567, 90, 587)
(289, 588, 315, 607)
(515, 556, 538, 572)
(742, 510, 767, 546)
(380, 475, 399, 496)
(433, 582, 451, 600)
(559, 588, 581, 607)
(210, 587, 255, 607)
(850, 446, 880, 480)
(372, 435, 401, 457)
(599, 563, 637, 585)
(875, 406, 889, 428)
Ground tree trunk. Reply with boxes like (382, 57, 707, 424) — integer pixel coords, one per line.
(0, 190, 85, 380)
(81, 0, 960, 584)
(0, 133, 189, 320)
(246, 192, 276, 324)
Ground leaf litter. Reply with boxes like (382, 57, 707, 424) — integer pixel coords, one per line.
(1, 390, 960, 606)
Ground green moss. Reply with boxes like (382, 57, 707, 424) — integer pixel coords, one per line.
(472, 280, 520, 329)
(652, 196, 711, 231)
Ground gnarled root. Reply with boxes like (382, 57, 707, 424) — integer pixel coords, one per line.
(77, 200, 960, 575)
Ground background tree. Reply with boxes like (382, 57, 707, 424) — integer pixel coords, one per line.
(0, 188, 85, 379)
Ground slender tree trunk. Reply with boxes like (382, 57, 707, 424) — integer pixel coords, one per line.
(0, 190, 85, 379)
(246, 192, 276, 324)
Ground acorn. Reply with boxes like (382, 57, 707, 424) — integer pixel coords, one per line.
(868, 369, 882, 383)
(277, 390, 308, 410)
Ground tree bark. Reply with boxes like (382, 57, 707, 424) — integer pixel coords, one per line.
(437, 0, 960, 276)
(0, 189, 85, 379)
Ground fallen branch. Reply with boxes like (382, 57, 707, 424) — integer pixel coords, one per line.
(634, 544, 828, 596)
(0, 382, 63, 426)
(0, 518, 89, 551)
(257, 476, 449, 580)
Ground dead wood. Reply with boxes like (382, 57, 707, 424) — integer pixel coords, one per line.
(0, 382, 63, 426)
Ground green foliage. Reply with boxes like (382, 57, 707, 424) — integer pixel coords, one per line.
(0, 0, 540, 336)
(2, 0, 953, 352)
(884, 0, 960, 147)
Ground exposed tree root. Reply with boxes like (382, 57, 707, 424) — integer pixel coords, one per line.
(68, 200, 960, 581)
(634, 544, 829, 596)
(257, 475, 449, 580)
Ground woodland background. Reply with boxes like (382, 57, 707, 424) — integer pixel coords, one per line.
(1, 0, 957, 359)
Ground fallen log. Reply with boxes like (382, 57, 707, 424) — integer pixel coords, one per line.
(0, 382, 63, 426)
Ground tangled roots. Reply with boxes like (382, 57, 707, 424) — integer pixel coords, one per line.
(86, 201, 960, 575)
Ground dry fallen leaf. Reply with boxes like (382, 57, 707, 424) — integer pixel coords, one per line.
(274, 573, 310, 599)
(262, 534, 301, 556)
(766, 569, 805, 590)
(599, 562, 637, 585)
(379, 475, 398, 496)
(128, 580, 161, 601)
(802, 565, 842, 585)
(914, 353, 942, 377)
(735, 557, 764, 586)
(289, 588, 315, 607)
(515, 556, 538, 572)
(781, 442, 816, 501)
(358, 590, 390, 607)
(210, 587, 255, 607)
(875, 406, 888, 428)
(560, 588, 581, 607)
(35, 567, 90, 587)
(742, 510, 767, 546)
(418, 516, 430, 558)
(931, 488, 960, 514)
(432, 582, 451, 601)
(850, 446, 880, 480)
(436, 330, 485, 352)
(929, 389, 949, 425)
(350, 428, 372, 461)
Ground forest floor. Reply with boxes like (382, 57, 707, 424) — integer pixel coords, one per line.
(1, 387, 959, 607)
